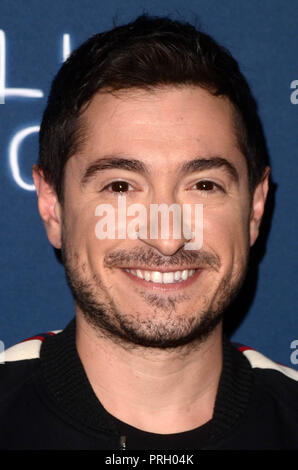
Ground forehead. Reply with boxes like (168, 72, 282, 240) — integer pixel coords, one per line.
(68, 85, 247, 180)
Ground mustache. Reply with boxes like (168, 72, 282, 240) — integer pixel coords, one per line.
(104, 247, 221, 271)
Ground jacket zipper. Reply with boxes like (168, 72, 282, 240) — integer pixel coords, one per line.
(120, 435, 127, 450)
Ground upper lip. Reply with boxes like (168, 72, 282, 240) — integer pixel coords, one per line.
(122, 267, 200, 273)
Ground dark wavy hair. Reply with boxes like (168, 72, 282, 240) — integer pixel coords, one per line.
(37, 14, 268, 205)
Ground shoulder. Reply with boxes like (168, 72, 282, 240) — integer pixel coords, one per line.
(0, 329, 62, 398)
(236, 344, 298, 380)
(233, 342, 298, 412)
(4, 330, 62, 362)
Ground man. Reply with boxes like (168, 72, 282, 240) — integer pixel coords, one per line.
(1, 15, 297, 450)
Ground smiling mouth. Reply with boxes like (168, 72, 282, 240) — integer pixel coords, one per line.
(123, 268, 198, 284)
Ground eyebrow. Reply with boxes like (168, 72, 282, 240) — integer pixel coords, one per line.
(81, 157, 149, 186)
(180, 157, 239, 184)
(80, 155, 239, 186)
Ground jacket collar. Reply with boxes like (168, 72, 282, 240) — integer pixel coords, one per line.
(40, 317, 253, 444)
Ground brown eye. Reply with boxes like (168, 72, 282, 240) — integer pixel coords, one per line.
(110, 181, 130, 192)
(195, 181, 217, 191)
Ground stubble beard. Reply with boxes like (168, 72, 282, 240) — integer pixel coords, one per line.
(61, 232, 248, 351)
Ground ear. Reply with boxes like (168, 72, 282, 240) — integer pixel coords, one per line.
(249, 166, 270, 247)
(32, 165, 62, 249)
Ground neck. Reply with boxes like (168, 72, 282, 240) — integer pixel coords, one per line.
(76, 312, 223, 434)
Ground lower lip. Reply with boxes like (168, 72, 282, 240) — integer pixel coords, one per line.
(121, 269, 202, 291)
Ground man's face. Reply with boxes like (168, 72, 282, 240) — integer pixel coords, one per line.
(58, 86, 260, 348)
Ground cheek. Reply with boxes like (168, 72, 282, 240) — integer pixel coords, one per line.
(62, 186, 130, 277)
(62, 197, 103, 263)
(202, 204, 250, 266)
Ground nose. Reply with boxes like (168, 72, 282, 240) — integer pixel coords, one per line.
(141, 236, 188, 257)
(139, 199, 192, 257)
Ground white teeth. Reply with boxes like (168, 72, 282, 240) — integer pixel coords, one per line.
(163, 272, 174, 284)
(151, 271, 163, 283)
(125, 268, 196, 284)
(136, 269, 143, 279)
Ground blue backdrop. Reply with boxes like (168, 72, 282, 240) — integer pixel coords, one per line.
(0, 0, 297, 368)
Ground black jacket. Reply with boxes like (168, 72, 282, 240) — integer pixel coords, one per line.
(1, 318, 298, 450)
